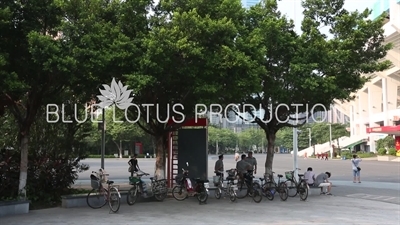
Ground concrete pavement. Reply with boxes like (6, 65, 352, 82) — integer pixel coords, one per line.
(1, 194, 399, 224)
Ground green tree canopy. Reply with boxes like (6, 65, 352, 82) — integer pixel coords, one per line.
(229, 0, 391, 175)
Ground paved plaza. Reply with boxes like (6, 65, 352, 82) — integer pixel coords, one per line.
(1, 194, 400, 224)
(2, 154, 399, 224)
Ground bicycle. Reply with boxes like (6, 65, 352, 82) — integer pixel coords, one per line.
(284, 168, 309, 201)
(87, 169, 121, 213)
(127, 170, 168, 205)
(235, 170, 262, 203)
(259, 172, 288, 201)
(214, 169, 238, 202)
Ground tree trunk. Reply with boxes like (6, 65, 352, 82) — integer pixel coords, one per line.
(154, 134, 166, 179)
(265, 131, 276, 177)
(18, 133, 29, 200)
(112, 140, 122, 158)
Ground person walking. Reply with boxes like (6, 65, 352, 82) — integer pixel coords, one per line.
(351, 154, 362, 183)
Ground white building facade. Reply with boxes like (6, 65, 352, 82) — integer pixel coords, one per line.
(334, 0, 400, 152)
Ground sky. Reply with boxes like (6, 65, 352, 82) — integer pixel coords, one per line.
(276, 0, 378, 34)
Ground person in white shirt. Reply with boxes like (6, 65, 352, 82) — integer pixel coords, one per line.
(304, 167, 316, 186)
(351, 154, 362, 183)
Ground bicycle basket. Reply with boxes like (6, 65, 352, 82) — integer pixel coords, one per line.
(213, 176, 221, 185)
(227, 169, 236, 177)
(129, 176, 140, 184)
(91, 179, 101, 190)
(285, 171, 292, 180)
(175, 174, 183, 184)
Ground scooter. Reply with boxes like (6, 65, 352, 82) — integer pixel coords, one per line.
(172, 162, 209, 204)
(127, 170, 168, 205)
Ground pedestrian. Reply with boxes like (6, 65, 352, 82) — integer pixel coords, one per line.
(128, 154, 140, 177)
(351, 154, 362, 183)
(234, 151, 240, 161)
(245, 151, 257, 174)
(214, 154, 224, 175)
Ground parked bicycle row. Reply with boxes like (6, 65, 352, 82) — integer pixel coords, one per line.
(86, 164, 316, 213)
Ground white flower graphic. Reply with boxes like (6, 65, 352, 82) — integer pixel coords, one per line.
(97, 78, 134, 110)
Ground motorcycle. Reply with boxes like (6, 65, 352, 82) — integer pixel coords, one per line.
(172, 162, 209, 204)
(127, 170, 168, 205)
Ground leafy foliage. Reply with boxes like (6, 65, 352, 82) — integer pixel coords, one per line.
(376, 136, 395, 150)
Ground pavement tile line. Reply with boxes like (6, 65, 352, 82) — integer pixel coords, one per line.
(1, 196, 400, 225)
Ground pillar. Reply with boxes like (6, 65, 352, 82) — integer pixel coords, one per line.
(358, 91, 368, 135)
(386, 78, 398, 111)
(350, 105, 355, 136)
(382, 78, 389, 126)
(390, 0, 400, 27)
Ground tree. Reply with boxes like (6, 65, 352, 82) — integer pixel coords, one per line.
(208, 126, 237, 154)
(276, 122, 349, 150)
(104, 107, 144, 158)
(236, 0, 391, 176)
(237, 128, 265, 151)
(376, 136, 395, 150)
(0, 0, 142, 199)
(124, 0, 258, 179)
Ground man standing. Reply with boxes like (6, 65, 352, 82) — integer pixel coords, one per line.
(245, 151, 257, 174)
(214, 154, 224, 175)
(236, 154, 252, 185)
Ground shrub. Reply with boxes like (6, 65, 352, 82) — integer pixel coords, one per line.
(377, 148, 387, 156)
(341, 151, 352, 159)
(357, 152, 376, 158)
(0, 149, 89, 209)
(388, 148, 397, 156)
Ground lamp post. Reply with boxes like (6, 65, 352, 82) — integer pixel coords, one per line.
(293, 128, 300, 179)
(216, 134, 219, 155)
(328, 123, 332, 159)
(101, 108, 106, 169)
(307, 128, 311, 148)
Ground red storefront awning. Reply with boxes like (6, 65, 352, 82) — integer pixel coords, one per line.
(366, 125, 400, 136)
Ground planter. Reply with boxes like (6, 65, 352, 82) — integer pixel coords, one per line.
(377, 155, 397, 161)
(0, 200, 30, 217)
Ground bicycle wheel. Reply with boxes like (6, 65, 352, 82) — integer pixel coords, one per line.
(172, 185, 187, 201)
(127, 185, 138, 205)
(285, 180, 298, 197)
(235, 181, 247, 199)
(263, 182, 275, 197)
(264, 189, 274, 201)
(108, 187, 121, 213)
(87, 188, 107, 209)
(196, 189, 208, 203)
(278, 182, 289, 201)
(154, 184, 168, 202)
(229, 187, 237, 202)
(252, 189, 263, 203)
(214, 187, 222, 199)
(298, 181, 309, 201)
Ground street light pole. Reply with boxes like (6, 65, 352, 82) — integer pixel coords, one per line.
(293, 127, 298, 179)
(328, 123, 332, 160)
(216, 134, 219, 155)
(101, 108, 106, 169)
(307, 128, 311, 148)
